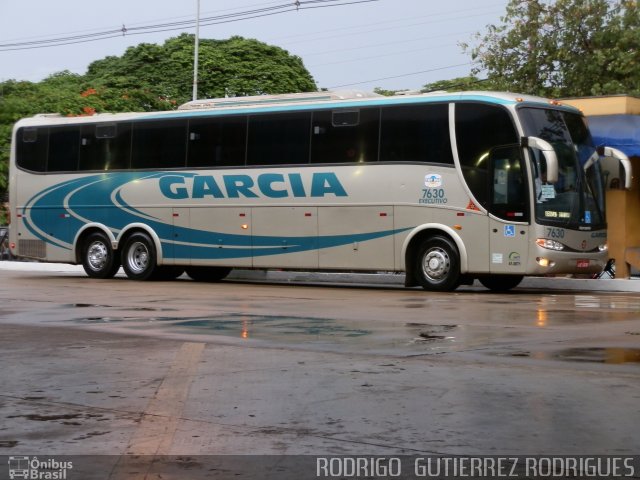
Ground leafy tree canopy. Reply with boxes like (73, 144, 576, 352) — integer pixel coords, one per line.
(464, 0, 639, 97)
(420, 75, 501, 92)
(86, 34, 316, 103)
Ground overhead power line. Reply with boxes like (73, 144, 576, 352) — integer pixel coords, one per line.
(0, 0, 378, 52)
(328, 62, 473, 88)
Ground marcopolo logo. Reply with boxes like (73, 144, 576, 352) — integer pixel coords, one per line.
(424, 173, 443, 188)
(8, 456, 73, 479)
(159, 172, 348, 200)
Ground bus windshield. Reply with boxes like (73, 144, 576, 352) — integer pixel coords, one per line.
(518, 107, 605, 229)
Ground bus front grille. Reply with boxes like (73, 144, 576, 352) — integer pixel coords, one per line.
(18, 239, 46, 258)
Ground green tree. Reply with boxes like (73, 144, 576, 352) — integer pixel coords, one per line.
(86, 34, 316, 103)
(464, 0, 640, 97)
(421, 75, 500, 92)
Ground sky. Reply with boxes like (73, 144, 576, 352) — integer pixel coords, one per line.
(0, 0, 509, 93)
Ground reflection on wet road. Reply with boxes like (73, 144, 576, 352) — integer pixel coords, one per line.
(1, 272, 640, 362)
(22, 284, 636, 363)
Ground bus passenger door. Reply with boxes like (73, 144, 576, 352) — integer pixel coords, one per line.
(488, 145, 530, 273)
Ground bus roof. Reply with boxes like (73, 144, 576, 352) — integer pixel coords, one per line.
(14, 90, 580, 128)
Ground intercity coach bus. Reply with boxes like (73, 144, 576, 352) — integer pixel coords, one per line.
(7, 90, 631, 291)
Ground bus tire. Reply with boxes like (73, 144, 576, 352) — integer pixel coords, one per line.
(185, 266, 232, 282)
(81, 232, 121, 279)
(415, 236, 460, 291)
(478, 275, 523, 292)
(121, 232, 157, 281)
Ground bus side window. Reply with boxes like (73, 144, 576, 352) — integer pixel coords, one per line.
(17, 127, 48, 172)
(455, 103, 519, 208)
(131, 120, 188, 169)
(79, 123, 131, 171)
(311, 108, 380, 164)
(188, 116, 247, 168)
(380, 104, 453, 165)
(246, 112, 311, 166)
(48, 126, 80, 172)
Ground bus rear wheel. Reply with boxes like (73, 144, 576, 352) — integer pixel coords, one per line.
(121, 232, 157, 281)
(415, 236, 460, 291)
(478, 275, 523, 292)
(81, 232, 120, 279)
(185, 266, 232, 282)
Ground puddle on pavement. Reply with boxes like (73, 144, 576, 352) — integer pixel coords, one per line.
(553, 347, 640, 364)
(64, 301, 638, 356)
(73, 313, 371, 340)
(7, 413, 82, 421)
(529, 309, 636, 326)
(63, 304, 177, 312)
(69, 311, 491, 354)
(173, 315, 371, 339)
(63, 304, 113, 309)
(507, 347, 640, 365)
(407, 324, 457, 343)
(79, 317, 130, 323)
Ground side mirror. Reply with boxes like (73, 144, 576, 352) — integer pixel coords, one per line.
(597, 146, 632, 189)
(521, 136, 559, 183)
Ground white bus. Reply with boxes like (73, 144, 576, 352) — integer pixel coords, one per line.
(8, 90, 631, 291)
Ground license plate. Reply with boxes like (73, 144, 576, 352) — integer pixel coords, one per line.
(576, 259, 590, 268)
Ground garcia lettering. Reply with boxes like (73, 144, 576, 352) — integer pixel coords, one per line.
(159, 172, 348, 199)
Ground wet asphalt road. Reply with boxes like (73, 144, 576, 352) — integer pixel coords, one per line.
(0, 268, 639, 472)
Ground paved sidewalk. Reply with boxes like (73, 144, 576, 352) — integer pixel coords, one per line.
(1, 260, 639, 293)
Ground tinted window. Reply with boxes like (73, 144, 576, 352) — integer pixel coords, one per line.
(455, 103, 518, 207)
(188, 116, 247, 167)
(247, 112, 311, 165)
(311, 108, 379, 163)
(17, 127, 48, 172)
(380, 104, 453, 164)
(131, 120, 187, 169)
(48, 126, 80, 172)
(79, 123, 131, 171)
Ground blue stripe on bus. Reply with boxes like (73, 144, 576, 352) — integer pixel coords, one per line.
(24, 173, 412, 258)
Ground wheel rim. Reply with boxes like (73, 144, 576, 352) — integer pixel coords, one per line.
(422, 247, 450, 282)
(126, 241, 150, 274)
(87, 241, 109, 271)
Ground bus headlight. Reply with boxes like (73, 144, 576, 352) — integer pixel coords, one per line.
(536, 238, 565, 251)
(598, 243, 608, 252)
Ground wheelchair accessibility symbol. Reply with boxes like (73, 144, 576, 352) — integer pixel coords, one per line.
(504, 225, 516, 237)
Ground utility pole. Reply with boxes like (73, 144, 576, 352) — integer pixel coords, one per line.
(192, 0, 201, 101)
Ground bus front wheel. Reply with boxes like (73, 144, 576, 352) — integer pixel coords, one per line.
(415, 236, 460, 291)
(81, 232, 121, 279)
(478, 275, 523, 292)
(121, 232, 157, 281)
